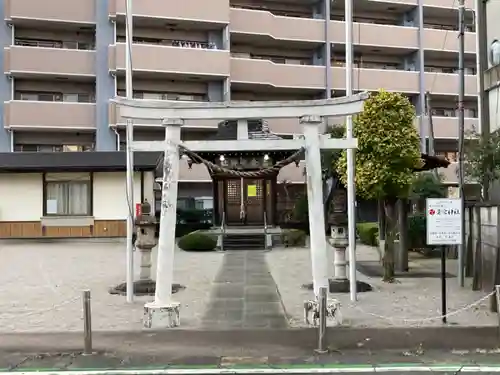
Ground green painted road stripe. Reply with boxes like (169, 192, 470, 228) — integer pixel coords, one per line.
(3, 364, 500, 374)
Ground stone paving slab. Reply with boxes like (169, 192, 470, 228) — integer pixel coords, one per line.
(202, 251, 288, 329)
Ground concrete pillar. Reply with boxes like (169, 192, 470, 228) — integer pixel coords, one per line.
(301, 115, 329, 297)
(143, 118, 183, 329)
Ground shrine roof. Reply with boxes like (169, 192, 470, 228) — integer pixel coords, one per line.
(414, 154, 451, 171)
(0, 152, 161, 173)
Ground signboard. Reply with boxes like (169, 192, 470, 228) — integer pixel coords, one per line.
(135, 203, 142, 217)
(426, 198, 463, 245)
(247, 184, 257, 197)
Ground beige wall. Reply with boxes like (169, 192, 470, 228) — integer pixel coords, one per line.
(0, 173, 42, 221)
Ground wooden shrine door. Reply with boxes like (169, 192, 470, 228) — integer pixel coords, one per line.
(224, 179, 265, 226)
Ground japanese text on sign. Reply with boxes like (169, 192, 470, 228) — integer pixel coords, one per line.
(426, 198, 463, 245)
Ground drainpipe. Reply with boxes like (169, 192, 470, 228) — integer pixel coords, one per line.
(417, 0, 426, 153)
(9, 129, 13, 152)
(325, 0, 332, 103)
(113, 127, 120, 151)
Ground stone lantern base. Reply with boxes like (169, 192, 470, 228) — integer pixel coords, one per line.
(302, 278, 372, 293)
(109, 280, 185, 296)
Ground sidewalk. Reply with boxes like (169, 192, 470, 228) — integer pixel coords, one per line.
(1, 327, 499, 355)
(1, 346, 500, 372)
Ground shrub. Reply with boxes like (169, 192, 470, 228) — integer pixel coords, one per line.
(178, 232, 217, 251)
(408, 214, 426, 249)
(357, 222, 379, 246)
(281, 229, 307, 247)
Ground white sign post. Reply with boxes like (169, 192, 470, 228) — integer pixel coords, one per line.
(426, 197, 463, 324)
(426, 198, 463, 246)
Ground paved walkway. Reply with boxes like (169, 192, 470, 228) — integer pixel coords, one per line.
(201, 251, 288, 329)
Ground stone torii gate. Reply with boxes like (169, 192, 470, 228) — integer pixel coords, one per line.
(113, 93, 368, 328)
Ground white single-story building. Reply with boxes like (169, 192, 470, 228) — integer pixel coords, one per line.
(0, 152, 159, 239)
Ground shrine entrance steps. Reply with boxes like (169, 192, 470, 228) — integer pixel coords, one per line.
(223, 233, 266, 251)
(201, 250, 288, 329)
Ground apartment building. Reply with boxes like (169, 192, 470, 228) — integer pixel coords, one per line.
(0, 0, 477, 198)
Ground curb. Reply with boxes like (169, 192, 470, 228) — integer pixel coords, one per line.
(3, 364, 500, 374)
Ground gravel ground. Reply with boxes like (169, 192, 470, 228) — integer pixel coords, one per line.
(0, 241, 223, 332)
(266, 245, 498, 328)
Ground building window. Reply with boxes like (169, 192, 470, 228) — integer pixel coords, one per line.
(44, 173, 92, 216)
(14, 144, 94, 152)
(15, 91, 95, 103)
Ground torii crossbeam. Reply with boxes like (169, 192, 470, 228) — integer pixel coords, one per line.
(113, 92, 369, 329)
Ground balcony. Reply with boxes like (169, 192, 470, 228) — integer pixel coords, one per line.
(424, 29, 476, 54)
(5, 46, 95, 77)
(231, 8, 323, 42)
(110, 43, 230, 77)
(179, 160, 211, 182)
(423, 116, 478, 138)
(332, 67, 419, 92)
(330, 22, 418, 50)
(109, 102, 220, 130)
(330, 21, 475, 54)
(439, 162, 458, 184)
(331, 67, 477, 96)
(5, 0, 95, 24)
(231, 58, 325, 89)
(4, 101, 96, 130)
(424, 72, 477, 96)
(109, 0, 229, 24)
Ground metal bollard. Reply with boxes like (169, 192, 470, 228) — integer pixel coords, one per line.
(495, 285, 500, 336)
(82, 290, 93, 355)
(315, 287, 328, 354)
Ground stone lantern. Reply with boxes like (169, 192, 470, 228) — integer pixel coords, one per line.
(327, 180, 372, 293)
(328, 183, 349, 284)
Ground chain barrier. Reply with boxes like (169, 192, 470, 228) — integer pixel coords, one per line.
(348, 290, 495, 324)
(179, 145, 305, 178)
(4, 296, 80, 319)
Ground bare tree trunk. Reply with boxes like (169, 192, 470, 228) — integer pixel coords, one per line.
(396, 198, 409, 272)
(383, 197, 398, 282)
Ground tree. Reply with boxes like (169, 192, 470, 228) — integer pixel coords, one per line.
(463, 128, 500, 199)
(410, 171, 447, 212)
(336, 90, 421, 282)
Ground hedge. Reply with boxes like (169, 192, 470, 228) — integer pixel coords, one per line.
(177, 232, 217, 251)
(357, 222, 379, 246)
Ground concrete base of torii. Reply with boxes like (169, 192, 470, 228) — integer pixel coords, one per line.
(143, 301, 181, 329)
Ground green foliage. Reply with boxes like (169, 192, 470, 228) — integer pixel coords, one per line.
(177, 232, 217, 251)
(410, 172, 447, 199)
(357, 222, 379, 246)
(280, 229, 307, 247)
(322, 125, 345, 179)
(464, 128, 500, 185)
(408, 214, 426, 249)
(292, 194, 309, 221)
(408, 214, 439, 256)
(336, 90, 421, 200)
